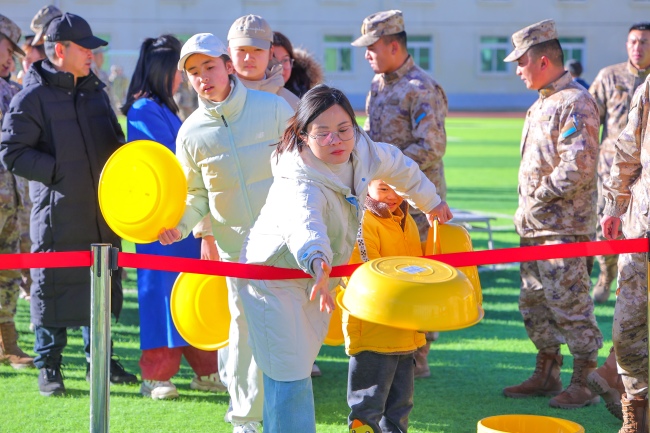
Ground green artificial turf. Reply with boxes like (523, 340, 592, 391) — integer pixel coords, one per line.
(0, 116, 622, 432)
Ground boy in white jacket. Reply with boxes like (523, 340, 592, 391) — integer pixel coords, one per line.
(158, 33, 293, 433)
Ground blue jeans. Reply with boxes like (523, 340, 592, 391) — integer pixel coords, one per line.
(263, 374, 315, 433)
(33, 326, 96, 368)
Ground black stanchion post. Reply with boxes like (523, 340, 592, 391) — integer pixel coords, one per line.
(90, 244, 112, 433)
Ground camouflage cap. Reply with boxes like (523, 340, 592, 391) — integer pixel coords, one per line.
(351, 10, 404, 47)
(504, 19, 558, 62)
(30, 5, 63, 46)
(0, 14, 25, 57)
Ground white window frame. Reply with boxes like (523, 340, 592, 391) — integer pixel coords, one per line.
(323, 35, 354, 74)
(408, 35, 433, 72)
(478, 36, 511, 75)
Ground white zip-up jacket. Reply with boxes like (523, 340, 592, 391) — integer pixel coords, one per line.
(239, 130, 442, 381)
(175, 76, 293, 261)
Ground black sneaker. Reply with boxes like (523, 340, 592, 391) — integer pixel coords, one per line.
(110, 357, 138, 384)
(38, 364, 66, 397)
(85, 358, 138, 384)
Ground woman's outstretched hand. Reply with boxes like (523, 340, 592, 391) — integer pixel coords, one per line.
(310, 259, 335, 313)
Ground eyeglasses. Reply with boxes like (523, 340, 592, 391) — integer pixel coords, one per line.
(280, 58, 294, 69)
(304, 128, 356, 146)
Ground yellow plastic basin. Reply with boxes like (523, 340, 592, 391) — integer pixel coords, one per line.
(477, 415, 584, 433)
(170, 272, 230, 351)
(338, 257, 484, 332)
(426, 223, 483, 305)
(98, 140, 187, 243)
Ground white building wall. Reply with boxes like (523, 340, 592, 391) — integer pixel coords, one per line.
(3, 0, 649, 110)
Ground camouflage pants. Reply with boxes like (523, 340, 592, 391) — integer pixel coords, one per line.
(613, 252, 648, 398)
(0, 208, 21, 324)
(519, 235, 603, 360)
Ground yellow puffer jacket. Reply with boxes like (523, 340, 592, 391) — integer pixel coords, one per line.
(343, 198, 426, 355)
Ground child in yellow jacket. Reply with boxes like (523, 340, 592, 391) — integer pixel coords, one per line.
(343, 179, 428, 433)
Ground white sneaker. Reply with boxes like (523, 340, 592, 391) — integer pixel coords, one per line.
(190, 373, 227, 392)
(233, 421, 262, 433)
(140, 380, 179, 400)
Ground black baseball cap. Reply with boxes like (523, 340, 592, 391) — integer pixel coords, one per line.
(44, 13, 107, 49)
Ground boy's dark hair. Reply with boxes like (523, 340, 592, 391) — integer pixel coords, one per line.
(276, 84, 360, 156)
(630, 22, 650, 33)
(121, 34, 181, 115)
(381, 31, 407, 50)
(527, 39, 564, 67)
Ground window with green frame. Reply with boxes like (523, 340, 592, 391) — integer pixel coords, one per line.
(479, 36, 510, 73)
(559, 37, 585, 64)
(408, 35, 433, 71)
(324, 35, 353, 73)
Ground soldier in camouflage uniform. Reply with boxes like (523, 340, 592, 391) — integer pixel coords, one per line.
(500, 20, 603, 410)
(353, 10, 448, 240)
(582, 23, 650, 423)
(0, 14, 35, 369)
(589, 22, 650, 304)
(352, 9, 450, 381)
(600, 73, 650, 433)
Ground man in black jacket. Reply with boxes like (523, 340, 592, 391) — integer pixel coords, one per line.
(0, 13, 136, 396)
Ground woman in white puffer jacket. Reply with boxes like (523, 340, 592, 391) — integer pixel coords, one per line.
(239, 85, 453, 433)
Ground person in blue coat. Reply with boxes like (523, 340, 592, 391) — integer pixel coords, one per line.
(122, 35, 224, 400)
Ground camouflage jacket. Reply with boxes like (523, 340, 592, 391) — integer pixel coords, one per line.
(0, 77, 21, 212)
(589, 62, 650, 178)
(603, 74, 650, 239)
(365, 55, 448, 198)
(515, 72, 600, 238)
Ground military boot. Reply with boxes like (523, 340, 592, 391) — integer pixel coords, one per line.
(503, 352, 563, 398)
(587, 347, 624, 419)
(618, 394, 648, 433)
(549, 358, 600, 408)
(593, 255, 617, 303)
(0, 321, 35, 369)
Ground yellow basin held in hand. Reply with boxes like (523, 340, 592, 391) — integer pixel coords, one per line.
(477, 415, 584, 433)
(98, 140, 187, 244)
(338, 256, 484, 332)
(426, 221, 483, 305)
(170, 272, 230, 351)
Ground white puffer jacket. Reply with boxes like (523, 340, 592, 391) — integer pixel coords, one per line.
(239, 130, 442, 381)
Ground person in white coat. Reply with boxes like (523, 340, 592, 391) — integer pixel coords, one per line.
(239, 85, 452, 433)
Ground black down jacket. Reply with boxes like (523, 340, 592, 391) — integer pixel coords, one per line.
(0, 59, 125, 327)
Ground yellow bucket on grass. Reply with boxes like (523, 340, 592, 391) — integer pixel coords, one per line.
(477, 415, 584, 433)
(170, 273, 230, 351)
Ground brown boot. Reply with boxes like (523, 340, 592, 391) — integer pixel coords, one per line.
(414, 343, 431, 379)
(503, 352, 563, 398)
(586, 347, 624, 419)
(619, 394, 648, 433)
(0, 322, 35, 369)
(593, 255, 617, 303)
(549, 358, 600, 408)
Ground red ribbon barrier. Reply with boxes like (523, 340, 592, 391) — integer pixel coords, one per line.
(0, 238, 648, 279)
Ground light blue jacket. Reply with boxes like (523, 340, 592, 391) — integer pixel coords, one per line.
(175, 76, 293, 261)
